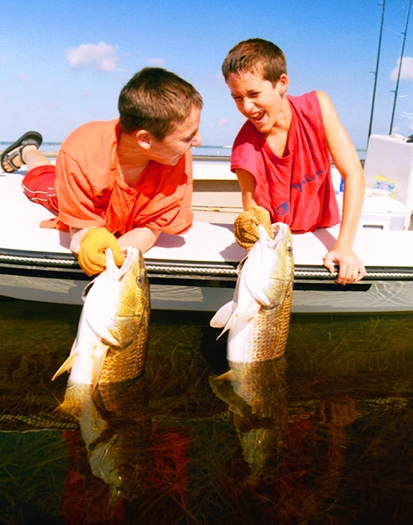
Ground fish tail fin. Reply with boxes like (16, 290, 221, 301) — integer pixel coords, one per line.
(51, 351, 79, 381)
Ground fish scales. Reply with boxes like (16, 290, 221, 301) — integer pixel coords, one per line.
(231, 285, 293, 364)
(98, 305, 150, 385)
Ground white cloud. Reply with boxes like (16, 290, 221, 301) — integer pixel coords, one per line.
(390, 56, 413, 81)
(66, 42, 120, 72)
(208, 118, 228, 129)
(147, 57, 166, 67)
(14, 72, 29, 84)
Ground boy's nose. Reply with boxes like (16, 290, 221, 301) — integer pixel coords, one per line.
(192, 132, 202, 147)
(241, 98, 255, 114)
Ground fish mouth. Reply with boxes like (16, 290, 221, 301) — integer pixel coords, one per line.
(271, 223, 288, 237)
(105, 247, 145, 280)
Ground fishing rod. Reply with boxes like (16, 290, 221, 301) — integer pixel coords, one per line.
(389, 0, 413, 134)
(367, 0, 386, 145)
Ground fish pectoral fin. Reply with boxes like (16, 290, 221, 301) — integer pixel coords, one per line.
(51, 351, 79, 381)
(210, 301, 236, 339)
(210, 301, 234, 329)
(91, 345, 109, 391)
(87, 318, 120, 348)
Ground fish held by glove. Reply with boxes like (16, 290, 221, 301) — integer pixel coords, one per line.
(78, 228, 125, 276)
(234, 205, 273, 250)
(52, 247, 150, 417)
(211, 222, 294, 364)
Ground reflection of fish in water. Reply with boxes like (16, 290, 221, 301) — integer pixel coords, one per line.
(210, 222, 294, 365)
(210, 358, 288, 484)
(81, 376, 152, 504)
(52, 247, 150, 416)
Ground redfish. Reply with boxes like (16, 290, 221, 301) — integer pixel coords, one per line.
(52, 247, 150, 416)
(210, 222, 293, 364)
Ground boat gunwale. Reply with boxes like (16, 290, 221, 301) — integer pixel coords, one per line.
(0, 247, 412, 282)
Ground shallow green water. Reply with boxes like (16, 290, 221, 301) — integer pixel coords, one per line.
(0, 296, 413, 524)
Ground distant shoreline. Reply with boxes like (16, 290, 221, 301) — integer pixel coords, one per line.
(0, 142, 367, 161)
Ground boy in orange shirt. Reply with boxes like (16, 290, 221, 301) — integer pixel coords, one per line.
(1, 68, 203, 276)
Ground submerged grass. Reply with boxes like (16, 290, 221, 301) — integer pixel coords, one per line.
(0, 299, 413, 522)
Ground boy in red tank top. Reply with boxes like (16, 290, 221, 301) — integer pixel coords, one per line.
(222, 38, 366, 285)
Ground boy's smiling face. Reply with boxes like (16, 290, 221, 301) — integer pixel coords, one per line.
(226, 70, 289, 136)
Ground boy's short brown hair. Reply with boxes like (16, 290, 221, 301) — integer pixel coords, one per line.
(222, 38, 287, 85)
(118, 67, 203, 140)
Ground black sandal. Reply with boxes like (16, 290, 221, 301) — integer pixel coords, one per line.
(1, 131, 43, 173)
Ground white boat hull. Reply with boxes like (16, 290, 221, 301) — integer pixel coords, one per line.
(0, 273, 412, 314)
(0, 154, 413, 314)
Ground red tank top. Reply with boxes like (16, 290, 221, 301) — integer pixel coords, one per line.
(231, 91, 339, 233)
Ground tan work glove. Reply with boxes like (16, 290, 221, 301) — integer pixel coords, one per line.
(234, 205, 273, 250)
(77, 228, 125, 276)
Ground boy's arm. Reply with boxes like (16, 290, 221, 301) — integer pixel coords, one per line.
(316, 91, 366, 285)
(70, 226, 160, 255)
(235, 168, 258, 209)
(118, 227, 161, 253)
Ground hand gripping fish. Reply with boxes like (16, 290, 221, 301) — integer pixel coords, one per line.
(210, 222, 294, 364)
(52, 247, 150, 416)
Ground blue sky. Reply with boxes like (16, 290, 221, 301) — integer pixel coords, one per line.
(1, 0, 413, 153)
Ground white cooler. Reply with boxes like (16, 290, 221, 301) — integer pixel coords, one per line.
(334, 189, 407, 230)
(332, 134, 413, 230)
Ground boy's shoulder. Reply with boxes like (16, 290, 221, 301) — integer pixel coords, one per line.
(234, 119, 264, 146)
(64, 119, 120, 144)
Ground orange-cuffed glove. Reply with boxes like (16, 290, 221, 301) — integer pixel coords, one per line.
(77, 228, 125, 276)
(233, 205, 273, 250)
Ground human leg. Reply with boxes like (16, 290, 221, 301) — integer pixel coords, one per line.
(21, 165, 58, 213)
(0, 131, 51, 173)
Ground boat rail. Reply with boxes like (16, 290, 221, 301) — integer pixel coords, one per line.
(0, 248, 412, 282)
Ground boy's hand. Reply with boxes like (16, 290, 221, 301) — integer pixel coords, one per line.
(323, 248, 366, 285)
(77, 228, 125, 276)
(234, 205, 273, 249)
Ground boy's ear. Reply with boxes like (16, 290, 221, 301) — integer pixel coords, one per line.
(135, 129, 152, 150)
(278, 73, 289, 95)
